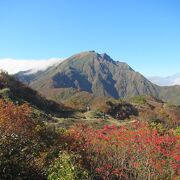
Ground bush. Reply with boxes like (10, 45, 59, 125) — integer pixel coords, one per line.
(150, 122, 166, 134)
(88, 110, 107, 119)
(131, 96, 146, 105)
(174, 126, 180, 135)
(107, 102, 138, 120)
(67, 122, 180, 179)
(0, 99, 63, 179)
(0, 100, 44, 179)
(48, 151, 89, 180)
(0, 88, 11, 98)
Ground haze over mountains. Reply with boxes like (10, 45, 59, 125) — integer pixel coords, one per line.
(15, 51, 180, 105)
(149, 74, 180, 86)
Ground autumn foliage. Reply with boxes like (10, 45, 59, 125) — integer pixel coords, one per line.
(0, 100, 35, 137)
(0, 98, 179, 179)
(0, 99, 65, 179)
(0, 100, 40, 178)
(68, 122, 180, 179)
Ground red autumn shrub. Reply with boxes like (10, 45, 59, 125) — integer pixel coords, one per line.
(0, 100, 51, 179)
(68, 122, 180, 179)
(0, 100, 35, 137)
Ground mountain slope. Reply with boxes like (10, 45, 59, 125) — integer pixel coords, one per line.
(0, 71, 72, 117)
(15, 51, 180, 105)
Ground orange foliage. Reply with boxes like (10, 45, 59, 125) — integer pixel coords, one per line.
(0, 100, 35, 137)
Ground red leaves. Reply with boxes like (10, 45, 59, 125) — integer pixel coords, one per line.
(132, 162, 139, 168)
(68, 122, 180, 179)
(173, 155, 180, 161)
(95, 167, 103, 173)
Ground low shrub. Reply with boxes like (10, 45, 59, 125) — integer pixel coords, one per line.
(68, 122, 180, 179)
(48, 151, 89, 180)
(131, 96, 146, 105)
(174, 126, 180, 135)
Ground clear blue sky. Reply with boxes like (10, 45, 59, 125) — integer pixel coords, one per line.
(0, 0, 180, 76)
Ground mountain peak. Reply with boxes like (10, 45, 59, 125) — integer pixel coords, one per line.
(100, 52, 109, 58)
(70, 51, 115, 64)
(100, 53, 115, 63)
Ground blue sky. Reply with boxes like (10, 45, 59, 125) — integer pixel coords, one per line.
(0, 0, 180, 76)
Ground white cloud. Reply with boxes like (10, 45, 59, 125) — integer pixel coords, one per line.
(172, 77, 180, 85)
(0, 58, 64, 74)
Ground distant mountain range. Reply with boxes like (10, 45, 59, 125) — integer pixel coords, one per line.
(15, 51, 180, 105)
(148, 74, 180, 86)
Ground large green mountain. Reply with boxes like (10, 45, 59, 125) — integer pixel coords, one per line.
(15, 51, 180, 105)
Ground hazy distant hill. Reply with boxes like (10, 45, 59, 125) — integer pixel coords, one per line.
(15, 51, 180, 105)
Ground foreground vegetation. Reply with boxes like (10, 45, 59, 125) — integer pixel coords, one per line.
(68, 123, 180, 179)
(0, 99, 179, 180)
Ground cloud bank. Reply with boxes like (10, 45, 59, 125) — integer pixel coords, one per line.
(0, 58, 64, 74)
